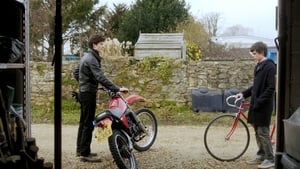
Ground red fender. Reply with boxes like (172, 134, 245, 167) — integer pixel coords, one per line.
(125, 94, 145, 105)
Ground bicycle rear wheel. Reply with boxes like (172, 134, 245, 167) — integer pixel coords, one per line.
(204, 114, 250, 161)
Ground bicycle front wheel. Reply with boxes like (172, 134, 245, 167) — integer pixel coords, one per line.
(204, 114, 250, 161)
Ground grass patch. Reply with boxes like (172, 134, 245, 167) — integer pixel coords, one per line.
(148, 100, 222, 125)
(31, 99, 276, 126)
(31, 99, 80, 124)
(61, 100, 81, 124)
(31, 99, 225, 125)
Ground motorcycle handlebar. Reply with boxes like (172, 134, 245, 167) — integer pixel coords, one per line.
(98, 87, 128, 97)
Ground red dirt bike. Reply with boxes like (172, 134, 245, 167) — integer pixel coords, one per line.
(93, 87, 157, 169)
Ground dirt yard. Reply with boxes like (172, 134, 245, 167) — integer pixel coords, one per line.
(31, 124, 265, 169)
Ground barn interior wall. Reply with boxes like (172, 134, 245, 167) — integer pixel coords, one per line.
(289, 0, 300, 113)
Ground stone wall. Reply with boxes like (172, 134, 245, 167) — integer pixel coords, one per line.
(30, 58, 255, 106)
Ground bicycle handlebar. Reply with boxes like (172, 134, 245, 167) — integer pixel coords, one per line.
(226, 95, 244, 108)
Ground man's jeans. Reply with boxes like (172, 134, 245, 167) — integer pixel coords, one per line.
(255, 126, 274, 162)
(76, 92, 96, 156)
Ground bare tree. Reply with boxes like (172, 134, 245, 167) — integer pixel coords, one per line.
(177, 16, 209, 48)
(201, 12, 221, 38)
(221, 24, 253, 36)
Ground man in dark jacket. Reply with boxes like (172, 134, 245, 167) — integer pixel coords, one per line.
(76, 34, 128, 162)
(236, 41, 276, 169)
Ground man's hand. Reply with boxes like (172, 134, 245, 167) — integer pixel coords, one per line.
(119, 87, 129, 93)
(72, 91, 80, 102)
(235, 93, 244, 99)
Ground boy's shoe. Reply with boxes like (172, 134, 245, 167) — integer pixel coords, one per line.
(257, 159, 275, 169)
(79, 155, 102, 162)
(89, 152, 97, 156)
(76, 152, 97, 157)
(246, 156, 264, 165)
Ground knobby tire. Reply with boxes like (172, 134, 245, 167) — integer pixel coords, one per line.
(133, 108, 157, 152)
(108, 130, 137, 169)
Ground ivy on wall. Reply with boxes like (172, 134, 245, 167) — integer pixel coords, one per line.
(121, 56, 181, 98)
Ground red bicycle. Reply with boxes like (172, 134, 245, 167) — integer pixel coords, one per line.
(203, 95, 276, 161)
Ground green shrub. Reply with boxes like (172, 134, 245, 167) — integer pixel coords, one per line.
(186, 42, 202, 61)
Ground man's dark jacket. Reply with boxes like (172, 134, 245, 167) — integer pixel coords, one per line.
(242, 59, 276, 126)
(79, 49, 119, 93)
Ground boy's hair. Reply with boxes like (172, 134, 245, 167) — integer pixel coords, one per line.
(88, 34, 105, 49)
(250, 41, 268, 57)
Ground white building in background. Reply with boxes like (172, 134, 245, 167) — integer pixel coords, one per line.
(212, 35, 278, 63)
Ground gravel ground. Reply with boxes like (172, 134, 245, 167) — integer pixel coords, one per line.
(31, 124, 272, 169)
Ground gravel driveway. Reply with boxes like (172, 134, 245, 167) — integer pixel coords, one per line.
(31, 124, 264, 169)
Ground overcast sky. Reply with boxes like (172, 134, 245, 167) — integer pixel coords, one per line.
(188, 0, 278, 39)
(99, 0, 278, 39)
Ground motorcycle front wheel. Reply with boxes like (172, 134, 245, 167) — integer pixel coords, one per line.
(108, 130, 137, 169)
(133, 108, 158, 152)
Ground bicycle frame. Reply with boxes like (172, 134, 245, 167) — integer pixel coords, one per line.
(225, 101, 249, 140)
(226, 96, 276, 143)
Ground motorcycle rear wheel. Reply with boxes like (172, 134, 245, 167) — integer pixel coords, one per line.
(108, 130, 137, 169)
(133, 108, 157, 152)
